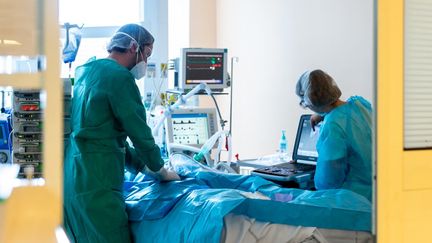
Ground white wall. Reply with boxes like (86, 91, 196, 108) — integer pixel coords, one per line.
(215, 0, 374, 159)
(143, 0, 169, 95)
(167, 0, 218, 106)
(168, 0, 190, 60)
(145, 0, 169, 63)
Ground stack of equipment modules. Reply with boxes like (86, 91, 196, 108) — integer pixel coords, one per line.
(12, 90, 43, 178)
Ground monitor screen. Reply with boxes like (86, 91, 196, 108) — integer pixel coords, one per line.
(171, 113, 210, 145)
(166, 108, 218, 148)
(297, 119, 320, 158)
(179, 48, 228, 91)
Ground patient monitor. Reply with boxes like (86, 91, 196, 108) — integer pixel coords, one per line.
(165, 108, 218, 149)
(178, 48, 229, 92)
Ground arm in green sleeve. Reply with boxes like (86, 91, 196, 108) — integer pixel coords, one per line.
(110, 78, 164, 172)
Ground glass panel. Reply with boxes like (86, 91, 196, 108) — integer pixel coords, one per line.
(59, 0, 142, 27)
(0, 56, 45, 74)
(0, 0, 45, 74)
(60, 37, 109, 78)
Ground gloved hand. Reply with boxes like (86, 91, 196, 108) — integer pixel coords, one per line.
(310, 114, 323, 131)
(155, 167, 180, 181)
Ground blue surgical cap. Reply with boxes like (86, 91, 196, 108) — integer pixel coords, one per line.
(106, 24, 154, 52)
(295, 71, 312, 106)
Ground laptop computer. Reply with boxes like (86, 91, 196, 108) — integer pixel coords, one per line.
(251, 114, 320, 183)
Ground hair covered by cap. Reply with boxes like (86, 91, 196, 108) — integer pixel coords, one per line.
(295, 69, 341, 110)
(308, 70, 341, 108)
(295, 71, 311, 99)
(107, 23, 154, 52)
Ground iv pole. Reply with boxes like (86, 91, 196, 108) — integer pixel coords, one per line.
(226, 57, 239, 165)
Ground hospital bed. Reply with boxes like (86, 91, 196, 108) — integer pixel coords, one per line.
(222, 214, 373, 243)
(124, 154, 373, 243)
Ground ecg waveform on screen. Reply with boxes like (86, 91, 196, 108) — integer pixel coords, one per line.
(185, 52, 224, 84)
(172, 117, 209, 145)
(186, 62, 222, 71)
(173, 120, 196, 125)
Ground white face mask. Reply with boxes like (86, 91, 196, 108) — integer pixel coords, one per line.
(131, 60, 147, 80)
(130, 50, 147, 80)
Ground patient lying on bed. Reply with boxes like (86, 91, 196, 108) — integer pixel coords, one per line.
(124, 154, 373, 243)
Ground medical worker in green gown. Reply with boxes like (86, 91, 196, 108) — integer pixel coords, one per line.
(64, 23, 180, 243)
(295, 69, 373, 201)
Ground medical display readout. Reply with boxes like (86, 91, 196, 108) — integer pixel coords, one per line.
(171, 113, 210, 145)
(297, 120, 320, 157)
(185, 52, 224, 84)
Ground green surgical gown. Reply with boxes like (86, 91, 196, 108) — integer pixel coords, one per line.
(64, 57, 164, 243)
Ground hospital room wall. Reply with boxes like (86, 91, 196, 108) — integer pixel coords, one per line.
(210, 0, 374, 159)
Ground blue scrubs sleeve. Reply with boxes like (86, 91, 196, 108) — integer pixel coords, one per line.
(315, 123, 348, 190)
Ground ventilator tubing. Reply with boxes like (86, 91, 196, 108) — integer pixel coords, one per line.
(193, 130, 228, 164)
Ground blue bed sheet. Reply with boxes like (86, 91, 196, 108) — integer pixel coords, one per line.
(124, 154, 371, 243)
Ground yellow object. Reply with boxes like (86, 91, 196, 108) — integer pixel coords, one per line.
(167, 93, 178, 106)
(0, 0, 62, 241)
(160, 63, 168, 78)
(159, 93, 166, 106)
(378, 0, 432, 242)
(0, 187, 60, 242)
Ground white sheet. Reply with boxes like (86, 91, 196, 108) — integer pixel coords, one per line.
(222, 214, 374, 243)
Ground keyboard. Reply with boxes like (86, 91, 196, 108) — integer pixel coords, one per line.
(252, 162, 315, 177)
(293, 163, 315, 172)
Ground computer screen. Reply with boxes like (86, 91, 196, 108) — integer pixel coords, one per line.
(165, 108, 218, 148)
(297, 117, 320, 158)
(179, 48, 228, 91)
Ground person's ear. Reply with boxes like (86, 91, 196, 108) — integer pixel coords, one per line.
(130, 42, 139, 54)
(143, 44, 153, 58)
(142, 47, 149, 57)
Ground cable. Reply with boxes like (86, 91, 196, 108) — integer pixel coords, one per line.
(210, 94, 227, 131)
(150, 78, 158, 110)
(8, 129, 13, 155)
(155, 78, 164, 106)
(149, 76, 166, 112)
(8, 109, 13, 155)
